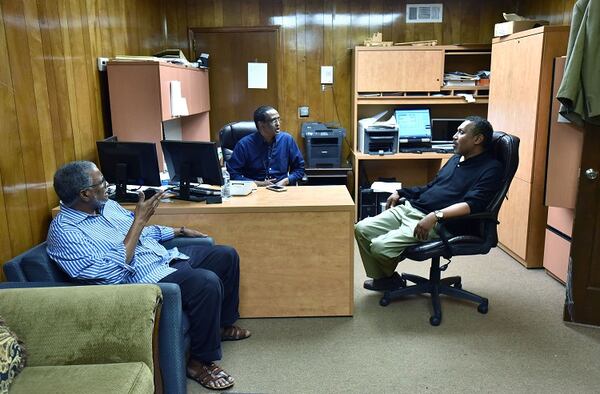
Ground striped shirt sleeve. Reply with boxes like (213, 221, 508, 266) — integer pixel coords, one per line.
(47, 224, 134, 285)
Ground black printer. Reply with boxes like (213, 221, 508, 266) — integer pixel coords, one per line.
(301, 122, 346, 167)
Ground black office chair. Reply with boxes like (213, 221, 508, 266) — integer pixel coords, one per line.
(379, 132, 520, 326)
(218, 121, 258, 162)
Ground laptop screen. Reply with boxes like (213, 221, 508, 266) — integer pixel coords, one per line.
(394, 109, 432, 141)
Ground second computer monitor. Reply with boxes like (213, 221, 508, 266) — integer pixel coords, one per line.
(96, 140, 162, 202)
(161, 140, 223, 201)
(395, 108, 432, 143)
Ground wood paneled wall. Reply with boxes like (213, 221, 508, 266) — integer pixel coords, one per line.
(165, 0, 517, 148)
(517, 0, 576, 25)
(0, 0, 165, 277)
(0, 0, 577, 277)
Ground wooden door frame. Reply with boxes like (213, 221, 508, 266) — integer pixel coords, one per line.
(187, 26, 282, 118)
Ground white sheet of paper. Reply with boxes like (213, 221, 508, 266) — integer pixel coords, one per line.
(248, 63, 268, 89)
(170, 81, 189, 116)
(370, 181, 402, 194)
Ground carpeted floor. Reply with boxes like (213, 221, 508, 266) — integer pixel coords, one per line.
(188, 245, 600, 393)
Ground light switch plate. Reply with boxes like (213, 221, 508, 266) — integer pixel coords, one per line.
(321, 66, 333, 84)
(298, 106, 309, 117)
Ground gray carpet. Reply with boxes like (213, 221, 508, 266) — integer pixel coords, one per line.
(188, 245, 600, 393)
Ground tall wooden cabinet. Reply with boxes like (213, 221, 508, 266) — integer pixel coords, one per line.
(107, 61, 211, 168)
(487, 26, 569, 268)
(352, 45, 490, 219)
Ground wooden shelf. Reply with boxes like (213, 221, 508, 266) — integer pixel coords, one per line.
(353, 151, 453, 160)
(356, 96, 488, 105)
(444, 51, 491, 56)
(351, 44, 491, 219)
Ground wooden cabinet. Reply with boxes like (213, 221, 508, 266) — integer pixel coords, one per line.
(543, 56, 583, 284)
(351, 45, 490, 219)
(355, 48, 444, 92)
(488, 26, 569, 268)
(107, 61, 211, 168)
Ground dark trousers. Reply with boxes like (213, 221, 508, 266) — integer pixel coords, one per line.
(159, 244, 240, 362)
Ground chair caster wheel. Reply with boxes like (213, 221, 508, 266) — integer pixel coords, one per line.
(477, 301, 489, 314)
(379, 297, 390, 307)
(429, 316, 441, 326)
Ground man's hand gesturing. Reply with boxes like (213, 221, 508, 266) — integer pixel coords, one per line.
(134, 190, 165, 225)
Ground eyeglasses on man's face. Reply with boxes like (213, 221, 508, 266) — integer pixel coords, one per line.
(82, 177, 107, 192)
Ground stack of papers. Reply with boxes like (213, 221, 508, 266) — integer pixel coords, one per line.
(444, 71, 478, 87)
(371, 181, 402, 193)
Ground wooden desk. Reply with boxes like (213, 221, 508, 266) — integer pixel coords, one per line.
(148, 185, 355, 318)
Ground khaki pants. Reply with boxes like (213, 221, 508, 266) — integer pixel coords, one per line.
(354, 201, 439, 279)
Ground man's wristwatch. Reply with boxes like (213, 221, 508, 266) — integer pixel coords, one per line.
(177, 226, 185, 236)
(434, 210, 444, 222)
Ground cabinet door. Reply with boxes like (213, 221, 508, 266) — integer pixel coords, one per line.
(546, 57, 583, 209)
(355, 49, 443, 92)
(498, 176, 531, 260)
(186, 69, 210, 114)
(488, 34, 544, 182)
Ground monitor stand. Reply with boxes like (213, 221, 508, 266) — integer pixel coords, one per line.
(109, 163, 141, 203)
(110, 183, 140, 203)
(171, 183, 207, 203)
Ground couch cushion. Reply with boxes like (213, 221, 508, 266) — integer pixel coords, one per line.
(0, 316, 26, 392)
(10, 362, 153, 394)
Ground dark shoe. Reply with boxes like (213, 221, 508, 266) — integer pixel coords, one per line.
(220, 325, 251, 341)
(363, 272, 405, 291)
(187, 359, 234, 390)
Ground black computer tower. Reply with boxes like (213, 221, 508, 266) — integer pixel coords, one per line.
(359, 188, 377, 220)
(359, 189, 392, 220)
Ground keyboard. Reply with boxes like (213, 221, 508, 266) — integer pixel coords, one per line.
(399, 145, 455, 154)
(168, 186, 221, 196)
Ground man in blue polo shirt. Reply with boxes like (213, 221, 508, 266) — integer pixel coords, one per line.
(227, 105, 305, 187)
(355, 116, 503, 291)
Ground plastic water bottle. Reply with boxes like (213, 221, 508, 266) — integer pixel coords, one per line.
(221, 167, 231, 200)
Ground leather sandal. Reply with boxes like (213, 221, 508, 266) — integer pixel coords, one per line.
(221, 325, 251, 341)
(187, 360, 234, 390)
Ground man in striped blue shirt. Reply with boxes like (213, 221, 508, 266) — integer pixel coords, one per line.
(47, 161, 249, 390)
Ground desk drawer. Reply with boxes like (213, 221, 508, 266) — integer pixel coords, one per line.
(543, 228, 570, 284)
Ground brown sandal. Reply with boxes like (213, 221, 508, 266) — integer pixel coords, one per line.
(187, 360, 234, 390)
(221, 325, 251, 341)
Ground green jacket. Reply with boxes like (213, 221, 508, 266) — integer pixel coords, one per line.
(557, 0, 600, 126)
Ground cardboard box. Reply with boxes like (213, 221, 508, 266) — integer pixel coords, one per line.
(494, 20, 549, 37)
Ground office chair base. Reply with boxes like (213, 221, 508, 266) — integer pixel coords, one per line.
(379, 261, 488, 326)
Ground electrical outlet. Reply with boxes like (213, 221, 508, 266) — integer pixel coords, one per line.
(97, 57, 109, 72)
(298, 106, 309, 117)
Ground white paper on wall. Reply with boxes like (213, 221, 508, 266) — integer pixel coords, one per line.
(248, 63, 268, 89)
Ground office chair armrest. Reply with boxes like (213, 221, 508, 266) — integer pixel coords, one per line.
(437, 211, 496, 224)
(435, 211, 497, 256)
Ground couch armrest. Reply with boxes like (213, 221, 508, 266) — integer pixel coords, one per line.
(161, 236, 214, 250)
(156, 283, 187, 394)
(0, 284, 161, 372)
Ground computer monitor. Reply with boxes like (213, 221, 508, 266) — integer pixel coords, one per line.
(96, 140, 162, 203)
(160, 140, 223, 202)
(394, 109, 432, 143)
(431, 118, 464, 142)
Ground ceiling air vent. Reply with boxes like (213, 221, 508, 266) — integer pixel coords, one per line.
(406, 4, 443, 23)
